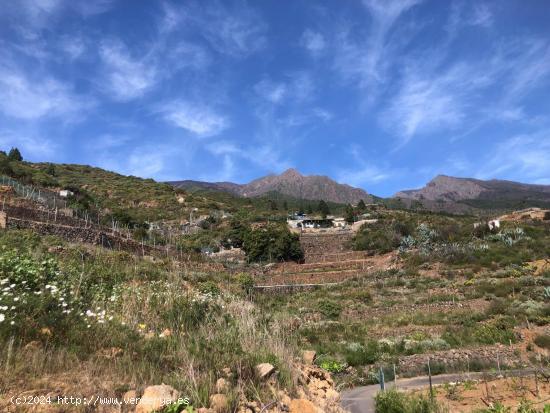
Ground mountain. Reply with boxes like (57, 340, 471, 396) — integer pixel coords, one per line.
(395, 175, 550, 209)
(168, 168, 373, 204)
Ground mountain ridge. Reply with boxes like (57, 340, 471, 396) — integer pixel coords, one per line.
(395, 174, 550, 203)
(168, 168, 373, 204)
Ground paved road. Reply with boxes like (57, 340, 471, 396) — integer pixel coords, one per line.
(341, 370, 538, 413)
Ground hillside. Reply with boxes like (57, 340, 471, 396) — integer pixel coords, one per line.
(169, 168, 373, 204)
(1, 155, 316, 225)
(395, 175, 550, 212)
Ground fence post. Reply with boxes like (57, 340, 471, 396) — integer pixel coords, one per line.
(379, 367, 385, 391)
(428, 358, 433, 400)
(393, 364, 397, 388)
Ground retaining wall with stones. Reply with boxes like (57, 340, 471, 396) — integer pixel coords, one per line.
(395, 345, 525, 375)
(6, 217, 156, 256)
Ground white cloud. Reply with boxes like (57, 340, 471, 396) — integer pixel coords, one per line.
(158, 101, 229, 137)
(337, 165, 391, 187)
(254, 79, 287, 104)
(476, 133, 550, 181)
(380, 36, 550, 145)
(301, 29, 326, 54)
(334, 0, 421, 93)
(0, 131, 56, 159)
(99, 40, 159, 101)
(380, 67, 468, 143)
(470, 4, 493, 28)
(59, 35, 86, 59)
(0, 66, 87, 120)
(254, 72, 314, 105)
(164, 1, 267, 57)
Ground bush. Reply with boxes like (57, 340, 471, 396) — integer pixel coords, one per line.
(243, 224, 303, 263)
(317, 356, 346, 373)
(375, 389, 440, 413)
(534, 334, 550, 350)
(344, 341, 379, 366)
(318, 300, 341, 319)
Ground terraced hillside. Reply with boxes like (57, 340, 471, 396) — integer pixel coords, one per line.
(257, 231, 397, 286)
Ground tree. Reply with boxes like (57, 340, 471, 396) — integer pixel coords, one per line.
(344, 204, 355, 224)
(8, 147, 22, 162)
(269, 200, 278, 211)
(282, 200, 288, 211)
(318, 200, 330, 218)
(243, 224, 303, 263)
(357, 199, 367, 212)
(306, 205, 313, 215)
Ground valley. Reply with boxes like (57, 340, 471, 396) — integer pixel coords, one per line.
(0, 152, 549, 413)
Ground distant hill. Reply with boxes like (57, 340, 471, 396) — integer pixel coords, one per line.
(395, 175, 550, 212)
(168, 168, 373, 204)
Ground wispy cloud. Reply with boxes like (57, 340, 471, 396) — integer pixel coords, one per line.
(337, 165, 391, 187)
(335, 145, 393, 187)
(470, 3, 493, 28)
(162, 1, 267, 57)
(99, 39, 159, 101)
(0, 65, 88, 120)
(254, 72, 315, 105)
(301, 29, 326, 55)
(334, 0, 421, 96)
(0, 131, 57, 159)
(254, 79, 287, 104)
(476, 132, 550, 182)
(380, 35, 550, 146)
(205, 139, 291, 176)
(158, 101, 229, 137)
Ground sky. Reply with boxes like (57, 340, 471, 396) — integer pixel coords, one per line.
(0, 0, 549, 197)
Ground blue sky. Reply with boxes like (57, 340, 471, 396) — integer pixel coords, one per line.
(1, 0, 549, 197)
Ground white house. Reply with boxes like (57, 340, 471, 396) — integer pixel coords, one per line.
(59, 189, 74, 198)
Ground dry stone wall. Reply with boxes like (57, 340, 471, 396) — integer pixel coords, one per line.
(395, 345, 524, 375)
(6, 216, 155, 256)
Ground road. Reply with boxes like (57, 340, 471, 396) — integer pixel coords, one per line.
(340, 370, 538, 413)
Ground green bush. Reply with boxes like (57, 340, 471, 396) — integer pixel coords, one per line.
(534, 334, 550, 350)
(375, 388, 440, 413)
(317, 356, 346, 373)
(242, 224, 303, 263)
(318, 300, 342, 319)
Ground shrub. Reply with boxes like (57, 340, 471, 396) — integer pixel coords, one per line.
(243, 224, 303, 263)
(344, 341, 379, 366)
(374, 389, 440, 413)
(236, 273, 254, 296)
(534, 334, 550, 350)
(317, 356, 346, 373)
(318, 300, 342, 319)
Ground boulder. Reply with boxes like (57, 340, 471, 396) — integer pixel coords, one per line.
(256, 363, 275, 380)
(209, 393, 228, 413)
(289, 399, 317, 413)
(136, 385, 179, 413)
(122, 390, 139, 413)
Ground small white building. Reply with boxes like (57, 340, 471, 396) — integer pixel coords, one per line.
(488, 219, 500, 230)
(59, 189, 74, 198)
(333, 217, 347, 228)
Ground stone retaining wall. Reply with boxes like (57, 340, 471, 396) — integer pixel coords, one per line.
(395, 345, 524, 375)
(7, 217, 155, 256)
